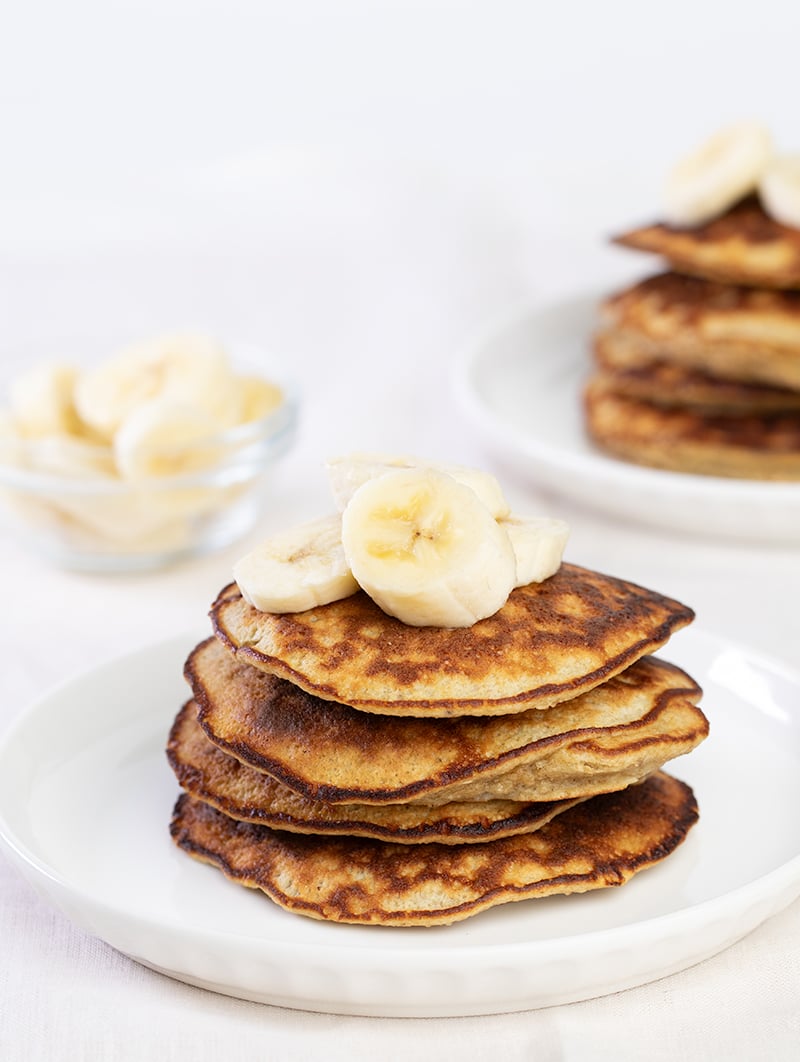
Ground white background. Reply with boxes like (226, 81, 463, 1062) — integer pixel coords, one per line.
(4, 1, 800, 471)
(1, 3, 799, 1060)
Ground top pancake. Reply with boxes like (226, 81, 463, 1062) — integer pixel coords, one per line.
(613, 196, 800, 289)
(210, 563, 694, 717)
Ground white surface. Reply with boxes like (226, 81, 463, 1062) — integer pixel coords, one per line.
(2, 2, 800, 1059)
(454, 295, 800, 543)
(0, 629, 798, 1018)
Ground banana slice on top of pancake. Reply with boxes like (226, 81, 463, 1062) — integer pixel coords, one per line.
(234, 461, 569, 629)
(341, 467, 517, 629)
(760, 156, 800, 231)
(663, 121, 772, 228)
(326, 451, 511, 517)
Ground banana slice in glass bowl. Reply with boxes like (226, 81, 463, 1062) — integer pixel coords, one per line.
(0, 333, 299, 571)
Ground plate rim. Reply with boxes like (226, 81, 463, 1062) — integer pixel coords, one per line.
(1, 626, 800, 1014)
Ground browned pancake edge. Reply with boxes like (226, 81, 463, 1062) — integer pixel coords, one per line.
(169, 772, 699, 926)
(208, 563, 695, 716)
(166, 700, 587, 843)
(590, 355, 800, 414)
(184, 637, 708, 805)
(584, 378, 800, 480)
(612, 196, 800, 289)
(595, 271, 800, 391)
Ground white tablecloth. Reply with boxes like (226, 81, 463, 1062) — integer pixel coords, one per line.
(3, 244, 799, 1060)
(2, 3, 800, 1056)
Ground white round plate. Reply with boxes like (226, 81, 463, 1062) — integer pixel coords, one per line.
(452, 295, 800, 543)
(1, 629, 799, 1017)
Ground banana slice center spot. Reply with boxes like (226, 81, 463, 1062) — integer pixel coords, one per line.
(366, 495, 454, 564)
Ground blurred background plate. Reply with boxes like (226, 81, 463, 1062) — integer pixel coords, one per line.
(453, 294, 800, 543)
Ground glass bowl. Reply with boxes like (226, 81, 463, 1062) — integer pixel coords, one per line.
(0, 344, 299, 572)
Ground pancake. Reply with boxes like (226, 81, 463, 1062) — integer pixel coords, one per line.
(209, 562, 695, 717)
(590, 356, 800, 415)
(186, 637, 707, 806)
(169, 772, 699, 926)
(167, 701, 585, 843)
(584, 377, 800, 480)
(613, 196, 800, 289)
(595, 272, 800, 392)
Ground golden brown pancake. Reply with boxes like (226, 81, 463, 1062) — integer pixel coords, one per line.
(209, 563, 695, 717)
(595, 272, 800, 392)
(613, 196, 800, 289)
(186, 637, 707, 806)
(167, 701, 585, 843)
(591, 357, 800, 415)
(584, 377, 800, 479)
(169, 772, 698, 926)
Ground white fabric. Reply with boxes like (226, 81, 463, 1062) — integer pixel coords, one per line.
(2, 3, 800, 1058)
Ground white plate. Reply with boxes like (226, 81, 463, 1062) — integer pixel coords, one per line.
(453, 295, 800, 543)
(1, 628, 799, 1018)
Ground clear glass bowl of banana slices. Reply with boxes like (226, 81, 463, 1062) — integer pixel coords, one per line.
(0, 333, 299, 571)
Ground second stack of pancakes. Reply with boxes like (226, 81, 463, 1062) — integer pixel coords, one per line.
(584, 196, 800, 479)
(168, 561, 709, 927)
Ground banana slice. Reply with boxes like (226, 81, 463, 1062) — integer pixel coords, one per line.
(74, 332, 241, 439)
(238, 376, 284, 422)
(10, 362, 81, 438)
(664, 121, 772, 227)
(341, 467, 517, 628)
(25, 435, 117, 479)
(501, 515, 569, 586)
(0, 410, 25, 466)
(759, 155, 800, 230)
(234, 514, 359, 613)
(326, 452, 510, 518)
(113, 397, 221, 480)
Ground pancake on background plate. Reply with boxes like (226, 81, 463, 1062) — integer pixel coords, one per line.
(613, 196, 800, 290)
(586, 121, 800, 478)
(584, 376, 800, 480)
(594, 272, 800, 392)
(590, 356, 800, 415)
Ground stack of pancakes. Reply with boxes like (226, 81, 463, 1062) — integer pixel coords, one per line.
(584, 196, 800, 479)
(167, 562, 709, 927)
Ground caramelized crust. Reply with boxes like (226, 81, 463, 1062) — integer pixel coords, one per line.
(209, 563, 695, 717)
(584, 378, 800, 479)
(169, 772, 699, 926)
(613, 197, 800, 289)
(595, 272, 800, 391)
(185, 637, 707, 805)
(167, 701, 585, 843)
(592, 353, 800, 414)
